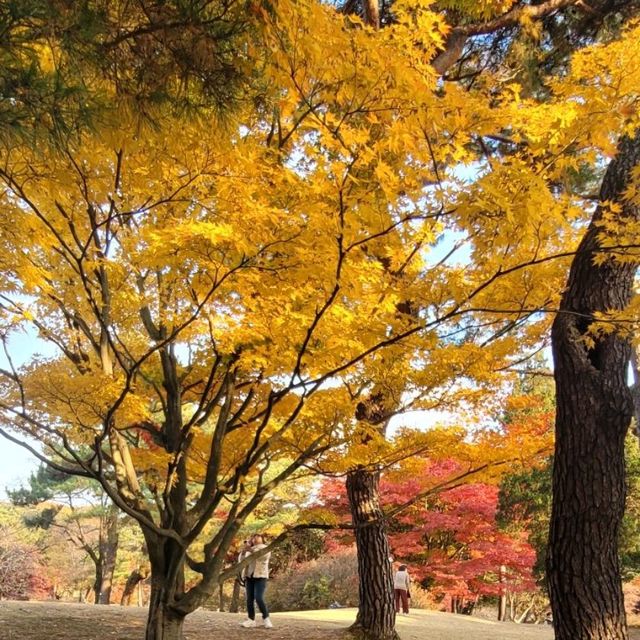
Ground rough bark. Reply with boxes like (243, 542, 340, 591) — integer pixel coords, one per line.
(549, 132, 640, 640)
(347, 468, 398, 640)
(629, 349, 640, 443)
(93, 561, 103, 605)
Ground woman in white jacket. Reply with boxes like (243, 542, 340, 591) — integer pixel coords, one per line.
(239, 534, 273, 629)
(393, 564, 411, 615)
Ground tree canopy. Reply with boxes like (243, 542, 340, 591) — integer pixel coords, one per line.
(1, 1, 640, 639)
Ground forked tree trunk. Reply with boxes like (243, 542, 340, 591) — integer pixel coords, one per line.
(144, 537, 188, 640)
(549, 132, 640, 640)
(145, 578, 187, 640)
(347, 467, 398, 640)
(146, 598, 186, 640)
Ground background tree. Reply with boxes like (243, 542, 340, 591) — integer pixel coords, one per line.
(310, 403, 553, 606)
(8, 465, 122, 604)
(0, 505, 51, 600)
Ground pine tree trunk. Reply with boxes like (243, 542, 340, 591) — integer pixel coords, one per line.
(347, 467, 398, 640)
(549, 132, 640, 640)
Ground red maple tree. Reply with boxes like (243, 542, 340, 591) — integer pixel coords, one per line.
(314, 462, 537, 609)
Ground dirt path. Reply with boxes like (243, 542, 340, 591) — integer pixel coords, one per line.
(1, 600, 639, 640)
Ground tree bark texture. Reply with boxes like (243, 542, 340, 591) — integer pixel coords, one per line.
(145, 592, 186, 640)
(145, 580, 186, 640)
(93, 562, 103, 605)
(144, 535, 187, 640)
(347, 468, 398, 640)
(549, 132, 640, 640)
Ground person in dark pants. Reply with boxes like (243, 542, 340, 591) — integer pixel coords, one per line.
(393, 564, 411, 615)
(239, 534, 273, 629)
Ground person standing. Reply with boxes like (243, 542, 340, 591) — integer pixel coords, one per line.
(393, 564, 411, 615)
(239, 534, 273, 629)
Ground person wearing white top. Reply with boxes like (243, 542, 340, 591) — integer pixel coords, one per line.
(393, 565, 411, 615)
(239, 534, 273, 629)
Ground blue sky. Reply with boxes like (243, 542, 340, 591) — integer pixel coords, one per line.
(0, 439, 38, 498)
(0, 326, 52, 499)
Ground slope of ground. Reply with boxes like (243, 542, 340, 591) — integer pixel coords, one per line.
(2, 601, 640, 640)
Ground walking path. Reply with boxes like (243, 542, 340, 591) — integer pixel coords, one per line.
(2, 600, 639, 640)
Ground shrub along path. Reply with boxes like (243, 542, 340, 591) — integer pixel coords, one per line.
(2, 600, 640, 640)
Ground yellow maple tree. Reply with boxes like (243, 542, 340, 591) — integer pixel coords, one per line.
(1, 2, 640, 640)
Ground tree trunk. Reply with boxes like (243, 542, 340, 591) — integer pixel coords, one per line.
(146, 590, 186, 640)
(229, 578, 241, 613)
(362, 0, 380, 29)
(549, 132, 640, 640)
(145, 576, 187, 640)
(498, 565, 507, 621)
(121, 569, 147, 606)
(93, 563, 104, 605)
(144, 535, 188, 640)
(347, 467, 398, 640)
(96, 505, 120, 604)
